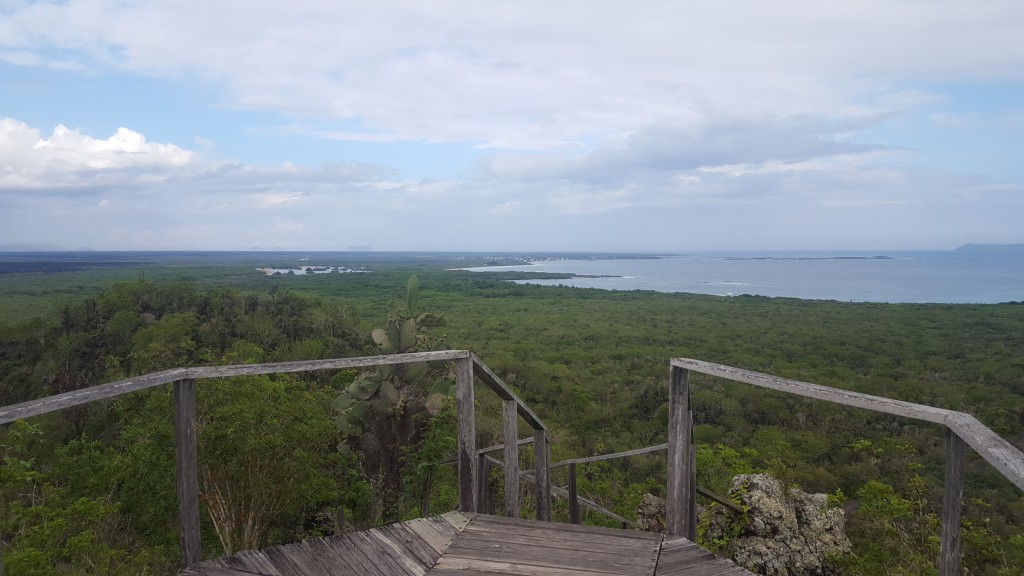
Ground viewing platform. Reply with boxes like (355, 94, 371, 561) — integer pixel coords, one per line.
(180, 511, 755, 576)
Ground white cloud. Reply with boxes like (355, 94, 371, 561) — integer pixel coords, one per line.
(3, 1, 1023, 148)
(0, 118, 193, 191)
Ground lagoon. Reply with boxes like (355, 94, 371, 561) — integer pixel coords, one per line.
(463, 251, 1024, 304)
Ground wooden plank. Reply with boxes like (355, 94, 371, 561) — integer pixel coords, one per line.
(666, 366, 693, 539)
(468, 514, 660, 541)
(945, 412, 1024, 491)
(477, 452, 491, 514)
(553, 444, 669, 468)
(442, 544, 654, 575)
(671, 358, 953, 424)
(456, 357, 477, 514)
(657, 537, 757, 576)
(0, 367, 187, 424)
(462, 522, 660, 550)
(939, 429, 966, 576)
(439, 510, 473, 532)
(433, 554, 643, 576)
(470, 352, 547, 431)
(477, 437, 534, 456)
(504, 399, 521, 518)
(452, 532, 658, 563)
(534, 428, 552, 521)
(406, 518, 458, 555)
(378, 524, 438, 570)
(367, 527, 431, 575)
(186, 350, 470, 380)
(569, 462, 580, 524)
(173, 378, 202, 568)
(0, 352, 471, 425)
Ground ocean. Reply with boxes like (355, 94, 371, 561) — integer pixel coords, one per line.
(463, 251, 1024, 304)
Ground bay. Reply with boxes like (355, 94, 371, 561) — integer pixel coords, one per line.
(463, 251, 1024, 304)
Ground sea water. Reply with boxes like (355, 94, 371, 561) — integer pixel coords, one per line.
(464, 251, 1024, 304)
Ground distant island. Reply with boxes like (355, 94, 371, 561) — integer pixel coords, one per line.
(721, 255, 893, 261)
(954, 243, 1024, 253)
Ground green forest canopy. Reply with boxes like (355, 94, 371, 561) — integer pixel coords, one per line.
(0, 257, 1022, 575)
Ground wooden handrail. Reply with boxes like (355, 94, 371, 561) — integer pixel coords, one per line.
(668, 357, 1024, 576)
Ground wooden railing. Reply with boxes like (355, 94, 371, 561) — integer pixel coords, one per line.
(667, 358, 1024, 576)
(0, 350, 551, 569)
(2, 353, 1022, 576)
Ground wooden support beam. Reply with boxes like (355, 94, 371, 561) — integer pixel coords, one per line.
(469, 353, 547, 431)
(503, 399, 520, 518)
(552, 443, 669, 468)
(173, 379, 201, 568)
(568, 462, 581, 524)
(534, 428, 551, 521)
(939, 428, 966, 576)
(477, 452, 491, 514)
(455, 357, 476, 514)
(667, 365, 695, 539)
(476, 437, 534, 456)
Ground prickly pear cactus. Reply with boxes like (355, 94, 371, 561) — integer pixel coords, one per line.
(333, 275, 452, 449)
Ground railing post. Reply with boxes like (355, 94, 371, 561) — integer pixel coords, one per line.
(568, 462, 581, 524)
(534, 428, 551, 521)
(667, 365, 696, 540)
(173, 378, 201, 567)
(477, 452, 490, 514)
(940, 428, 966, 576)
(456, 357, 477, 513)
(503, 399, 520, 517)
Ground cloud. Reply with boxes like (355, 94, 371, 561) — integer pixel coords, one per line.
(0, 118, 193, 192)
(3, 1, 1023, 148)
(478, 115, 891, 186)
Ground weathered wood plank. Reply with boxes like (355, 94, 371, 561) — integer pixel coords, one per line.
(470, 352, 547, 431)
(462, 521, 660, 549)
(173, 379, 201, 568)
(457, 528, 659, 555)
(457, 534, 659, 564)
(944, 412, 1024, 491)
(439, 510, 473, 532)
(467, 514, 659, 541)
(476, 436, 535, 456)
(552, 443, 669, 468)
(504, 399, 521, 518)
(187, 350, 470, 379)
(657, 537, 757, 575)
(441, 545, 654, 575)
(568, 462, 580, 524)
(456, 357, 477, 514)
(477, 452, 491, 514)
(534, 428, 552, 521)
(0, 368, 188, 424)
(0, 352, 471, 425)
(667, 366, 694, 539)
(672, 358, 953, 424)
(939, 429, 966, 576)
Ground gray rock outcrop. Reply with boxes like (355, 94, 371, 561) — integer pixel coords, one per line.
(702, 473, 851, 576)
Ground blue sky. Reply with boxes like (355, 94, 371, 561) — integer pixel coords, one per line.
(1, 1, 1022, 252)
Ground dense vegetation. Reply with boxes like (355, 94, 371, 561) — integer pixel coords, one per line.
(1, 256, 1022, 575)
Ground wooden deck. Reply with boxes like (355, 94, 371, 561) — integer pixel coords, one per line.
(180, 512, 755, 576)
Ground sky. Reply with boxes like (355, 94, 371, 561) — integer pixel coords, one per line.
(1, 1, 1023, 252)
